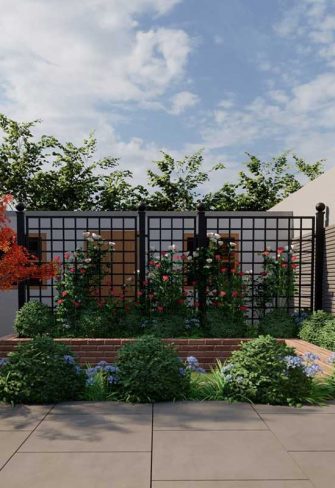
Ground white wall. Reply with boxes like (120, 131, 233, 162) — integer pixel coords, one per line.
(0, 290, 18, 337)
(270, 166, 335, 226)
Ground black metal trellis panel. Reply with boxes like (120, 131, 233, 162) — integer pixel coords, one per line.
(205, 212, 316, 324)
(23, 211, 138, 309)
(16, 207, 319, 322)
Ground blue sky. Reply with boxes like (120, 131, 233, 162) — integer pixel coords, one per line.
(1, 0, 335, 190)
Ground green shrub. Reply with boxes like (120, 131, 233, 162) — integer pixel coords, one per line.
(221, 335, 314, 405)
(299, 311, 335, 349)
(206, 308, 247, 337)
(116, 335, 190, 402)
(259, 309, 296, 338)
(14, 301, 55, 337)
(0, 337, 85, 404)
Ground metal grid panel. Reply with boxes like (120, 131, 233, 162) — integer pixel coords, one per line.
(25, 212, 138, 308)
(205, 214, 315, 324)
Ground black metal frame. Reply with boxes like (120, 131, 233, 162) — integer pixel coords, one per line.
(15, 204, 322, 324)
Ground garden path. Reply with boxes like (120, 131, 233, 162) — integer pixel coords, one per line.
(0, 400, 334, 487)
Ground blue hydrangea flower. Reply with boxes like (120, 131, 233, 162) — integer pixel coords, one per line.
(63, 355, 75, 365)
(179, 367, 186, 377)
(284, 355, 303, 368)
(86, 367, 97, 377)
(235, 376, 244, 383)
(0, 358, 8, 367)
(195, 367, 206, 374)
(221, 363, 234, 375)
(304, 363, 323, 377)
(223, 374, 233, 383)
(86, 376, 95, 386)
(186, 356, 199, 367)
(303, 352, 320, 362)
(104, 365, 119, 373)
(75, 365, 82, 375)
(107, 375, 119, 385)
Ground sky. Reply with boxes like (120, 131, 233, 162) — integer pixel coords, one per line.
(1, 0, 335, 191)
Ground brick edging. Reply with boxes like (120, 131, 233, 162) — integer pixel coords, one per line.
(0, 336, 333, 373)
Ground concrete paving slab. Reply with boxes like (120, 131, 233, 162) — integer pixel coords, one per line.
(0, 432, 31, 469)
(153, 482, 314, 488)
(50, 401, 152, 416)
(0, 452, 151, 488)
(20, 414, 152, 452)
(291, 452, 335, 488)
(154, 401, 267, 430)
(254, 402, 335, 415)
(261, 413, 335, 451)
(0, 404, 52, 431)
(152, 431, 306, 481)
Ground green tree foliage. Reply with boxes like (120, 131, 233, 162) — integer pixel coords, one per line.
(0, 114, 325, 211)
(205, 152, 324, 211)
(146, 150, 224, 210)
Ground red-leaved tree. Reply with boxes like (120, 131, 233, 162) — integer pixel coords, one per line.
(0, 195, 57, 289)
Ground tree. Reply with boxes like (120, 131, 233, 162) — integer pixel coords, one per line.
(146, 150, 224, 210)
(0, 195, 56, 289)
(204, 153, 324, 211)
(0, 114, 134, 210)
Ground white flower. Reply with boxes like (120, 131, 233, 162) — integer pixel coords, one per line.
(193, 251, 199, 258)
(218, 240, 223, 246)
(91, 233, 102, 240)
(83, 232, 91, 238)
(266, 246, 272, 252)
(109, 241, 116, 247)
(207, 232, 215, 238)
(84, 258, 91, 264)
(229, 241, 236, 247)
(86, 237, 94, 242)
(168, 244, 177, 251)
(204, 265, 210, 269)
(126, 277, 133, 282)
(206, 258, 213, 264)
(214, 233, 221, 240)
(187, 256, 193, 261)
(164, 253, 169, 258)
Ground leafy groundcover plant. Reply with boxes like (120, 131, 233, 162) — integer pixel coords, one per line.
(15, 301, 55, 337)
(219, 335, 322, 406)
(0, 337, 85, 404)
(299, 311, 335, 350)
(259, 309, 297, 338)
(115, 336, 191, 402)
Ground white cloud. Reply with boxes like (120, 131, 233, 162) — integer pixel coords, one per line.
(0, 0, 192, 183)
(169, 91, 199, 114)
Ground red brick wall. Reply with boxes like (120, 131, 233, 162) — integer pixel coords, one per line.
(0, 336, 331, 373)
(0, 336, 250, 370)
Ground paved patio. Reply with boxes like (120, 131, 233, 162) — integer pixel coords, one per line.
(0, 401, 335, 487)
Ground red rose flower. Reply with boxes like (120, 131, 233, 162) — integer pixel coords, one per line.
(57, 299, 64, 305)
(240, 305, 248, 311)
(162, 275, 169, 282)
(232, 290, 239, 298)
(157, 306, 164, 312)
(219, 290, 226, 297)
(277, 247, 285, 254)
(61, 291, 68, 297)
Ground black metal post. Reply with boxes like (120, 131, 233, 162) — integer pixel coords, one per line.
(197, 202, 208, 325)
(138, 203, 146, 292)
(16, 202, 26, 309)
(315, 202, 325, 311)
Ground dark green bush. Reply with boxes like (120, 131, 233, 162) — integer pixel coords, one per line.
(116, 335, 190, 402)
(299, 311, 335, 349)
(206, 308, 247, 337)
(14, 301, 55, 337)
(222, 335, 313, 405)
(0, 337, 85, 404)
(259, 309, 296, 338)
